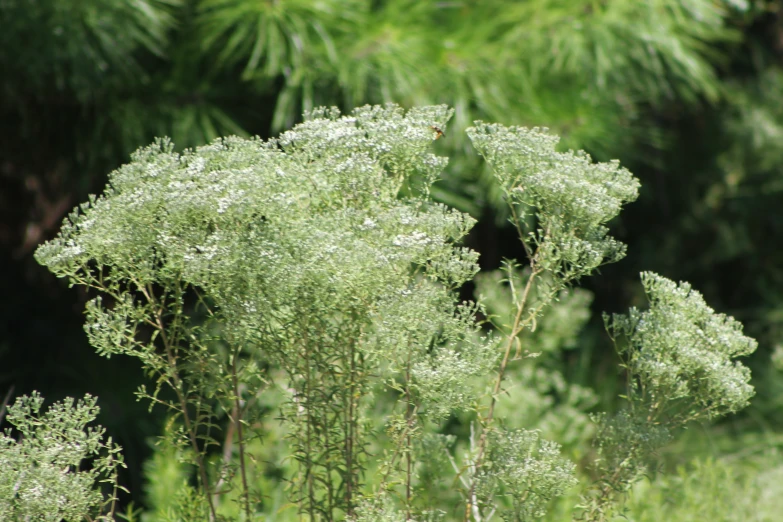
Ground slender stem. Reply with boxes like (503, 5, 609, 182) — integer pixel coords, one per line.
(0, 385, 15, 426)
(345, 337, 356, 517)
(231, 344, 252, 520)
(509, 202, 533, 260)
(213, 404, 235, 499)
(378, 403, 419, 491)
(405, 353, 413, 520)
(377, 327, 419, 494)
(589, 448, 635, 522)
(108, 467, 119, 521)
(140, 280, 217, 522)
(322, 398, 336, 516)
(302, 324, 316, 520)
(465, 267, 540, 521)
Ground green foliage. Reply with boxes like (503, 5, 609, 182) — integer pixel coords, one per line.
(32, 104, 760, 520)
(140, 422, 190, 521)
(467, 124, 640, 281)
(495, 0, 742, 105)
(463, 121, 640, 522)
(624, 454, 783, 522)
(349, 498, 447, 522)
(476, 268, 598, 452)
(579, 272, 757, 520)
(578, 409, 674, 521)
(35, 104, 496, 520)
(5, 0, 783, 518)
(476, 269, 594, 355)
(476, 429, 578, 521)
(606, 272, 757, 422)
(462, 116, 755, 522)
(198, 0, 352, 79)
(694, 67, 783, 350)
(0, 0, 180, 102)
(3, 0, 753, 186)
(0, 392, 125, 521)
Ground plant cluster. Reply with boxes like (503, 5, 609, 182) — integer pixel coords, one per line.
(8, 104, 758, 520)
(0, 392, 124, 521)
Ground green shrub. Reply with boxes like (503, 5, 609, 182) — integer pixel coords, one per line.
(24, 104, 756, 520)
(0, 392, 124, 521)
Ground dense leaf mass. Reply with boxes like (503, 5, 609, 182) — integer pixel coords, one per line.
(30, 104, 760, 521)
(0, 393, 123, 521)
(606, 272, 757, 420)
(35, 104, 501, 518)
(468, 124, 640, 281)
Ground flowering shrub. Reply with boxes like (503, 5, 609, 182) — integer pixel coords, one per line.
(16, 104, 757, 521)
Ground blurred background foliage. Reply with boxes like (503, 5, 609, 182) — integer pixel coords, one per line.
(3, 0, 783, 517)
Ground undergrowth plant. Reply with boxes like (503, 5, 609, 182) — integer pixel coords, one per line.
(0, 392, 124, 521)
(580, 272, 757, 521)
(14, 104, 757, 521)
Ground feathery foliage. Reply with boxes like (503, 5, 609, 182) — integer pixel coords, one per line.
(453, 122, 639, 521)
(35, 104, 495, 520)
(31, 104, 760, 520)
(579, 272, 757, 520)
(0, 0, 180, 102)
(5, 0, 782, 518)
(0, 393, 124, 521)
(607, 272, 757, 422)
(467, 124, 640, 280)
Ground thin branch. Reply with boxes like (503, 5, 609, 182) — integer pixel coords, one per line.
(445, 449, 471, 489)
(302, 324, 317, 520)
(140, 279, 218, 522)
(212, 402, 236, 506)
(378, 404, 419, 490)
(0, 385, 15, 426)
(405, 352, 413, 521)
(344, 336, 358, 518)
(231, 344, 252, 520)
(465, 265, 540, 521)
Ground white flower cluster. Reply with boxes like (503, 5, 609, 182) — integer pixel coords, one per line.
(467, 123, 640, 280)
(0, 393, 123, 521)
(606, 272, 757, 419)
(34, 105, 493, 512)
(477, 429, 578, 519)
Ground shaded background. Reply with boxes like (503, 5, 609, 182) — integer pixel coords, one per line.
(2, 0, 783, 512)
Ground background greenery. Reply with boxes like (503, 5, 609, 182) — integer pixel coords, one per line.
(3, 0, 783, 518)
